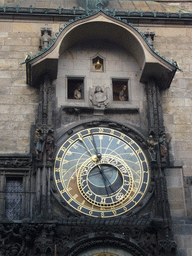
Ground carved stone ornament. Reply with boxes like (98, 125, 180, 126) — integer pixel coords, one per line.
(147, 133, 158, 162)
(0, 220, 177, 256)
(89, 86, 109, 109)
(0, 156, 31, 169)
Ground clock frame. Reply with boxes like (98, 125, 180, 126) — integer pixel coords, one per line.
(54, 123, 150, 218)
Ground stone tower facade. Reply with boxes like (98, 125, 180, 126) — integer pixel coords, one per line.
(0, 0, 192, 255)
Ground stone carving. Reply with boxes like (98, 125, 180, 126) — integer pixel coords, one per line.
(0, 157, 31, 168)
(40, 25, 52, 50)
(146, 80, 164, 137)
(0, 221, 177, 256)
(0, 224, 43, 256)
(159, 132, 170, 165)
(46, 130, 55, 160)
(34, 130, 45, 160)
(147, 134, 158, 161)
(90, 86, 108, 108)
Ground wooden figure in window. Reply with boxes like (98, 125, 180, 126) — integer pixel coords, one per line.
(112, 79, 129, 101)
(119, 84, 127, 101)
(74, 84, 82, 99)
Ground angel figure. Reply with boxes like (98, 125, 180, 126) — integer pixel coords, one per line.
(90, 86, 108, 108)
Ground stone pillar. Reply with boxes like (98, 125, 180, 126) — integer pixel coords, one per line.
(0, 173, 5, 219)
(146, 78, 164, 137)
(34, 75, 55, 219)
(36, 167, 41, 216)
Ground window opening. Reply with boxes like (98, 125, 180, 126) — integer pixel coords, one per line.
(112, 79, 129, 101)
(5, 177, 23, 220)
(67, 77, 84, 100)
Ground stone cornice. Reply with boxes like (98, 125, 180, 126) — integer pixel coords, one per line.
(1, 5, 192, 23)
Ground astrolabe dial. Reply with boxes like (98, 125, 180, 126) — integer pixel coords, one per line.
(54, 127, 150, 218)
(77, 154, 133, 208)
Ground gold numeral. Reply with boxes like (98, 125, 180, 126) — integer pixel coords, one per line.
(60, 189, 65, 194)
(101, 212, 104, 218)
(68, 138, 73, 144)
(54, 168, 59, 172)
(60, 146, 66, 152)
(89, 210, 93, 216)
(110, 130, 114, 135)
(99, 128, 104, 133)
(73, 144, 78, 149)
(86, 190, 92, 197)
(136, 149, 142, 154)
(100, 198, 106, 204)
(66, 151, 72, 156)
(78, 133, 82, 139)
(120, 134, 125, 139)
(68, 198, 73, 203)
(56, 179, 61, 183)
(56, 157, 62, 161)
(77, 205, 82, 211)
(112, 210, 117, 216)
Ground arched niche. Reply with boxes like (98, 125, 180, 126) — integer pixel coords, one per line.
(26, 11, 177, 90)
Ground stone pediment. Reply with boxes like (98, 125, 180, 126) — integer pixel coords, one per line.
(26, 11, 178, 89)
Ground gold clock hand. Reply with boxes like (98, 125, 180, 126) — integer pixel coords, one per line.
(97, 164, 114, 194)
(90, 130, 101, 160)
(78, 134, 98, 162)
(98, 165, 109, 196)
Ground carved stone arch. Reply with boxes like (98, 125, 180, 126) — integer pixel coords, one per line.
(54, 118, 148, 149)
(27, 11, 177, 90)
(65, 235, 148, 256)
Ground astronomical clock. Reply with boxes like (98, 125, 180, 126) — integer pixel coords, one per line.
(54, 123, 151, 218)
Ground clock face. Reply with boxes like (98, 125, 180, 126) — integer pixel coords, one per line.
(54, 127, 150, 218)
(78, 249, 133, 256)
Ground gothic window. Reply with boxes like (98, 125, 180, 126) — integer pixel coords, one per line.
(5, 177, 23, 220)
(112, 79, 129, 101)
(67, 77, 84, 100)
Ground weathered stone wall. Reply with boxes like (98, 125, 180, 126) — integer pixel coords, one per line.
(149, 26, 192, 177)
(149, 25, 192, 256)
(0, 22, 60, 154)
(1, 15, 192, 255)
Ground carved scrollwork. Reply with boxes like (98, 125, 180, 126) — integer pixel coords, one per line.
(158, 239, 177, 254)
(0, 224, 43, 256)
(0, 157, 31, 169)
